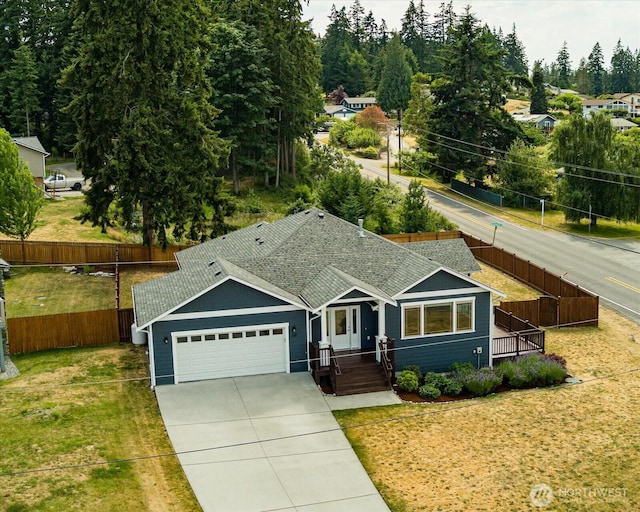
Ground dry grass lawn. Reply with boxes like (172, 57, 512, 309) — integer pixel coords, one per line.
(335, 267, 640, 511)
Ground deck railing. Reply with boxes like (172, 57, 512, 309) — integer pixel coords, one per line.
(493, 307, 545, 358)
(379, 337, 395, 386)
(329, 345, 341, 395)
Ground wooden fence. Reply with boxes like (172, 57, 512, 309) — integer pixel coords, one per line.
(0, 239, 188, 266)
(8, 308, 134, 354)
(384, 231, 464, 243)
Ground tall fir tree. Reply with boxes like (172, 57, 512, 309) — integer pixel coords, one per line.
(610, 39, 634, 93)
(502, 24, 528, 76)
(377, 34, 413, 113)
(425, 9, 521, 183)
(207, 21, 275, 195)
(586, 42, 605, 96)
(320, 6, 353, 93)
(6, 41, 40, 137)
(65, 0, 229, 247)
(530, 61, 548, 114)
(555, 41, 572, 89)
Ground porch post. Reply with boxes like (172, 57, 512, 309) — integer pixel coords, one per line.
(376, 300, 386, 362)
(320, 307, 328, 345)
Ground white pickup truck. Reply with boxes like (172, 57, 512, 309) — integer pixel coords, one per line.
(44, 173, 85, 191)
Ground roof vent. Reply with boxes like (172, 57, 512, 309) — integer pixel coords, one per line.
(208, 260, 215, 266)
(214, 270, 222, 276)
(256, 222, 263, 228)
(304, 210, 310, 215)
(358, 218, 365, 238)
(318, 212, 325, 219)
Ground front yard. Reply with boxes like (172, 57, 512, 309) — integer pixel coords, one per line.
(334, 282, 640, 510)
(0, 345, 200, 511)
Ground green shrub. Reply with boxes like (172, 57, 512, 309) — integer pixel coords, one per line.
(456, 367, 502, 397)
(396, 369, 419, 392)
(357, 146, 379, 159)
(449, 361, 475, 375)
(423, 372, 450, 391)
(345, 127, 382, 149)
(443, 379, 463, 396)
(403, 365, 422, 381)
(418, 384, 441, 400)
(496, 354, 567, 389)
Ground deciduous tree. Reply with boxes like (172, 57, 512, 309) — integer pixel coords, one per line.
(0, 128, 44, 249)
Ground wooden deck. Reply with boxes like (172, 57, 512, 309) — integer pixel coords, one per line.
(493, 325, 545, 359)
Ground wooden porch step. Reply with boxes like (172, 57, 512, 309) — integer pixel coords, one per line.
(333, 352, 391, 395)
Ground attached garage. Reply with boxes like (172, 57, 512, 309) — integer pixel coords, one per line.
(171, 324, 289, 383)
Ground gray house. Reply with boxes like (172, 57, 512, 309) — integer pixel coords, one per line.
(12, 136, 49, 182)
(133, 209, 496, 388)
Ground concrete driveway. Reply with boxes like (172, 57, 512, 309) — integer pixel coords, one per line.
(156, 372, 397, 512)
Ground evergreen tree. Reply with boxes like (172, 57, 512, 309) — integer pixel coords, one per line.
(550, 112, 620, 226)
(586, 42, 605, 96)
(344, 50, 369, 96)
(320, 6, 353, 93)
(207, 21, 275, 195)
(502, 24, 528, 76)
(425, 9, 521, 183)
(401, 0, 428, 71)
(401, 180, 430, 233)
(349, 0, 366, 50)
(6, 41, 40, 137)
(530, 61, 548, 114)
(575, 57, 590, 94)
(555, 41, 572, 89)
(610, 39, 634, 93)
(377, 34, 413, 113)
(0, 128, 44, 247)
(65, 0, 229, 247)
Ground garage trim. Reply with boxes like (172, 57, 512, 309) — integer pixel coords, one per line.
(171, 322, 290, 384)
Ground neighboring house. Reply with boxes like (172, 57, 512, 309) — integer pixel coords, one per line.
(341, 96, 377, 112)
(512, 113, 558, 134)
(582, 99, 631, 118)
(133, 209, 499, 387)
(12, 136, 49, 183)
(323, 104, 358, 119)
(613, 93, 640, 117)
(610, 118, 637, 132)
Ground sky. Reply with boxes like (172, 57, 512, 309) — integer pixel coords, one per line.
(303, 0, 640, 69)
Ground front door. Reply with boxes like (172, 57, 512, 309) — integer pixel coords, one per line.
(327, 306, 360, 350)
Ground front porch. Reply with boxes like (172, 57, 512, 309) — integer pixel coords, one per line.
(309, 337, 395, 396)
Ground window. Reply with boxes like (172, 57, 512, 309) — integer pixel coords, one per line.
(402, 299, 475, 338)
(403, 306, 421, 337)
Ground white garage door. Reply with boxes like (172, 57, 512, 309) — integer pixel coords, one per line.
(173, 325, 288, 383)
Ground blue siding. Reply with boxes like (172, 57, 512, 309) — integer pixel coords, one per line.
(407, 269, 477, 293)
(175, 279, 291, 315)
(152, 309, 308, 385)
(384, 290, 492, 374)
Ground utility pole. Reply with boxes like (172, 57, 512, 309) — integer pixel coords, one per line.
(386, 121, 390, 184)
(397, 109, 402, 175)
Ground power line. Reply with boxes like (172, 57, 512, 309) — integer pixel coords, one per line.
(2, 362, 638, 478)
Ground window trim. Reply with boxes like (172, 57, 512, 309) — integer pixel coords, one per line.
(401, 297, 475, 339)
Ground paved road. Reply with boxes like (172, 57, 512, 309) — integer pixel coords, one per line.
(353, 155, 640, 328)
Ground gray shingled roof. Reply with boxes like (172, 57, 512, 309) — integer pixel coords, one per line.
(404, 239, 481, 274)
(134, 209, 484, 328)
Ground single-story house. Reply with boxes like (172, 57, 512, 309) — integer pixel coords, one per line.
(610, 117, 637, 132)
(12, 136, 49, 183)
(341, 96, 377, 112)
(512, 113, 558, 134)
(323, 104, 358, 119)
(133, 209, 499, 387)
